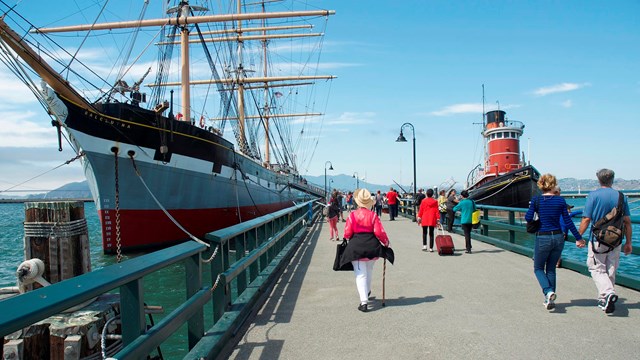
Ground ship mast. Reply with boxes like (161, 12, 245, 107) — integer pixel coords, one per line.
(179, 4, 191, 123)
(236, 1, 248, 153)
(262, 1, 271, 166)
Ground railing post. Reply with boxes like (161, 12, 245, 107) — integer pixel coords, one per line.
(211, 242, 226, 324)
(482, 208, 489, 235)
(508, 211, 516, 243)
(186, 253, 203, 349)
(120, 279, 146, 346)
(236, 234, 247, 297)
(248, 228, 258, 283)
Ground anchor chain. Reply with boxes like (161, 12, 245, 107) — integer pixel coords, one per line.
(114, 150, 123, 263)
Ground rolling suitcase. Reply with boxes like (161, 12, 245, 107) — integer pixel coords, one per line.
(436, 225, 455, 255)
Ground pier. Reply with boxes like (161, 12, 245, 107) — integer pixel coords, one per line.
(1, 201, 639, 359)
(225, 216, 640, 359)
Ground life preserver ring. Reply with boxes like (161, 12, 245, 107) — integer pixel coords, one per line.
(505, 163, 511, 170)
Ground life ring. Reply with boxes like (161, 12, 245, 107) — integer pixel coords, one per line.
(505, 163, 511, 170)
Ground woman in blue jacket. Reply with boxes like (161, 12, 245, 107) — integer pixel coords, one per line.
(525, 174, 583, 310)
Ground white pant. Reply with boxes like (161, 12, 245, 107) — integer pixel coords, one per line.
(352, 260, 376, 304)
(587, 241, 621, 300)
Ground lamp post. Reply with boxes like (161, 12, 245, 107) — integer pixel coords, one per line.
(352, 172, 359, 189)
(396, 122, 417, 221)
(324, 161, 333, 202)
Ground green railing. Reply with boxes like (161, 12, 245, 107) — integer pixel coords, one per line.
(453, 204, 640, 291)
(397, 197, 417, 220)
(0, 200, 321, 359)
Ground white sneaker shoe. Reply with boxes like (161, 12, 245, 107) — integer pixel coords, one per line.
(544, 292, 556, 310)
(422, 245, 428, 250)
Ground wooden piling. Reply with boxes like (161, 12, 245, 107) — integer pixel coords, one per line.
(23, 201, 91, 287)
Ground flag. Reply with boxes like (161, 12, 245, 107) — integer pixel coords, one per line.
(274, 91, 283, 98)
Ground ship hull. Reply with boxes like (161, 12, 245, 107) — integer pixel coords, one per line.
(467, 165, 541, 209)
(61, 99, 303, 253)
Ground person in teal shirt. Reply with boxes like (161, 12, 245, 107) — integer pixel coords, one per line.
(453, 190, 476, 253)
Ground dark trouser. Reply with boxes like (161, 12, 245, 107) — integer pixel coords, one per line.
(440, 211, 447, 225)
(446, 209, 455, 232)
(461, 223, 472, 251)
(375, 205, 382, 217)
(422, 226, 435, 248)
(389, 203, 396, 220)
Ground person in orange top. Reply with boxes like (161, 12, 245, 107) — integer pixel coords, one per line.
(386, 187, 399, 221)
(417, 189, 440, 252)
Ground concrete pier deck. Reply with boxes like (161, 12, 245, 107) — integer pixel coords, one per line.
(226, 215, 640, 360)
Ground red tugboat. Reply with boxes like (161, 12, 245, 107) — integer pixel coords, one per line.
(466, 110, 541, 208)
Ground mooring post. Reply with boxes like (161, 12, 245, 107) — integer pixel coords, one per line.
(23, 201, 91, 289)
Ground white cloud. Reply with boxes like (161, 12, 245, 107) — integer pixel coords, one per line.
(429, 103, 520, 116)
(561, 100, 573, 108)
(326, 112, 376, 125)
(532, 82, 590, 96)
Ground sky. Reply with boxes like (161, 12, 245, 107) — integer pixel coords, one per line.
(0, 0, 639, 195)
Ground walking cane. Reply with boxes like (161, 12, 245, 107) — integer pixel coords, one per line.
(382, 258, 387, 307)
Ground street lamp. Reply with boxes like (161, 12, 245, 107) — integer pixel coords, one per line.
(396, 122, 417, 220)
(324, 161, 333, 202)
(352, 172, 359, 189)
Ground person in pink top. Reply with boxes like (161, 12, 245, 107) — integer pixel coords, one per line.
(339, 188, 393, 312)
(417, 188, 440, 252)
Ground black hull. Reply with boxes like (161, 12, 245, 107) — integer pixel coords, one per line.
(467, 165, 541, 209)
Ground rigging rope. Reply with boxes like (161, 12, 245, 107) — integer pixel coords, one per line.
(0, 152, 85, 194)
(127, 153, 209, 248)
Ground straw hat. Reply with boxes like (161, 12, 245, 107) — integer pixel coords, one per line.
(353, 188, 374, 209)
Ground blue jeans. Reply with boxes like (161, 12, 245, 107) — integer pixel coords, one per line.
(533, 233, 565, 296)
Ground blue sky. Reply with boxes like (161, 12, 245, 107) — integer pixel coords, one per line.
(0, 0, 639, 194)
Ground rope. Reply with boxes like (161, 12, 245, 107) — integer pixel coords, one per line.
(472, 176, 519, 202)
(128, 154, 209, 248)
(23, 219, 87, 238)
(0, 152, 84, 194)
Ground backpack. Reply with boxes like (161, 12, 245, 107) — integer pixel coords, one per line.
(591, 192, 625, 253)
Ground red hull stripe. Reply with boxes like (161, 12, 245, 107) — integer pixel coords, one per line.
(98, 201, 293, 254)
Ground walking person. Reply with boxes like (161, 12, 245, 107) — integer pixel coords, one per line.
(327, 191, 341, 241)
(577, 169, 633, 314)
(417, 189, 440, 252)
(437, 189, 448, 227)
(526, 174, 583, 310)
(445, 189, 458, 232)
(340, 188, 391, 312)
(386, 187, 398, 221)
(453, 190, 475, 254)
(374, 190, 384, 217)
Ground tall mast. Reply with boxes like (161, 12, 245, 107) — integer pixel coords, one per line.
(180, 4, 191, 122)
(262, 1, 270, 166)
(237, 0, 247, 152)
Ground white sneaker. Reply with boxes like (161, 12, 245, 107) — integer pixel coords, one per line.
(422, 245, 428, 250)
(544, 292, 556, 310)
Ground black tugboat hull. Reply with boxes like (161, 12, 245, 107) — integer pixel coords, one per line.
(467, 165, 541, 209)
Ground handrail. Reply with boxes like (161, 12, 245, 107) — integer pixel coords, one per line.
(0, 199, 321, 360)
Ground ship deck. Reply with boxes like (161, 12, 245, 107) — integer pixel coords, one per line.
(226, 216, 640, 359)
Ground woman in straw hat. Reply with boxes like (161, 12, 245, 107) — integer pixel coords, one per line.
(340, 188, 392, 312)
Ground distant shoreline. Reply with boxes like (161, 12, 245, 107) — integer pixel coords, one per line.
(0, 198, 94, 204)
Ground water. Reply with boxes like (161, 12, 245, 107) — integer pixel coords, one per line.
(0, 202, 193, 358)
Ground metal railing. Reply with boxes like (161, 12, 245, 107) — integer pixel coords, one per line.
(452, 204, 640, 291)
(0, 200, 321, 359)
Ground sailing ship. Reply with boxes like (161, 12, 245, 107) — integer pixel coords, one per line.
(0, 1, 334, 253)
(465, 110, 541, 208)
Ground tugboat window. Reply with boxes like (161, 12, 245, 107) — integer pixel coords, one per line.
(497, 133, 503, 138)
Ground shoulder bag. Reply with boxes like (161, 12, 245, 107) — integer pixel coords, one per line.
(526, 196, 541, 234)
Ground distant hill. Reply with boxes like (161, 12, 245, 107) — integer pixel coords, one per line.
(2, 175, 638, 201)
(0, 181, 92, 201)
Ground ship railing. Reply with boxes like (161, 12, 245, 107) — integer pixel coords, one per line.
(398, 197, 417, 221)
(451, 204, 640, 291)
(0, 200, 323, 360)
